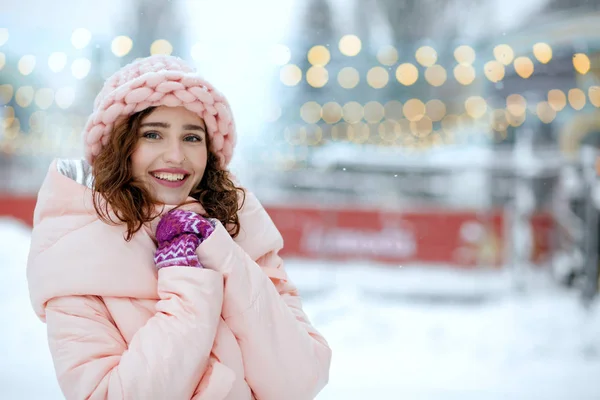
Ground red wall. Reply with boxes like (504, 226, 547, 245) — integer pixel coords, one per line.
(0, 195, 553, 268)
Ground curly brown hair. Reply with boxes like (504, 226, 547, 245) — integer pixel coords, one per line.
(91, 107, 245, 241)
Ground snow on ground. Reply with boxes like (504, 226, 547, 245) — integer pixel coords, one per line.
(1, 218, 600, 399)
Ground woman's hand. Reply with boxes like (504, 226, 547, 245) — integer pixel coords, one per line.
(154, 209, 216, 269)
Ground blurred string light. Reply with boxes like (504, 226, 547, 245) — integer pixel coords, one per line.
(533, 42, 552, 64)
(425, 65, 446, 86)
(548, 89, 567, 111)
(338, 67, 359, 89)
(339, 34, 361, 56)
(465, 96, 487, 118)
(536, 101, 556, 123)
(111, 36, 133, 57)
(410, 116, 433, 137)
(307, 45, 330, 66)
(589, 86, 600, 107)
(484, 60, 505, 82)
(403, 99, 425, 122)
(279, 64, 302, 86)
(306, 66, 328, 88)
(48, 52, 67, 72)
(300, 101, 322, 124)
(342, 101, 363, 123)
(0, 84, 13, 105)
(490, 109, 509, 132)
(493, 44, 514, 65)
(506, 94, 527, 117)
(1, 106, 15, 129)
(0, 28, 7, 47)
(71, 28, 91, 49)
(18, 55, 36, 75)
(0, 52, 5, 70)
(322, 102, 342, 123)
(454, 45, 476, 65)
(15, 86, 34, 107)
(426, 99, 446, 121)
(348, 122, 370, 144)
(454, 64, 476, 85)
(568, 88, 586, 110)
(396, 63, 419, 85)
(573, 53, 591, 74)
(364, 101, 384, 123)
(55, 87, 75, 109)
(415, 46, 437, 67)
(367, 66, 389, 89)
(34, 88, 54, 110)
(377, 45, 398, 66)
(270, 44, 291, 65)
(514, 56, 534, 79)
(71, 58, 91, 79)
(151, 39, 173, 55)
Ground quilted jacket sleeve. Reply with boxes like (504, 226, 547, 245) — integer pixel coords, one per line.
(44, 267, 223, 400)
(196, 223, 332, 400)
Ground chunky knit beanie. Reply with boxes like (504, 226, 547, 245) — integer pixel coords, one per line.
(82, 55, 236, 167)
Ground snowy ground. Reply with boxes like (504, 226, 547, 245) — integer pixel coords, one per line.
(1, 217, 600, 399)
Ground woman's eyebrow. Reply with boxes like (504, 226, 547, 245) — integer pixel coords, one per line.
(140, 122, 170, 128)
(183, 124, 206, 131)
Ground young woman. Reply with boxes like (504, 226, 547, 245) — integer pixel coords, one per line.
(26, 55, 331, 400)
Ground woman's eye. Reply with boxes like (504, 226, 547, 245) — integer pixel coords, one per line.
(184, 135, 202, 143)
(143, 131, 160, 140)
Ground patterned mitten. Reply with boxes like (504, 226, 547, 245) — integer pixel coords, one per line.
(154, 209, 216, 269)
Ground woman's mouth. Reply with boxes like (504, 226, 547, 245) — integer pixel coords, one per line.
(150, 172, 190, 188)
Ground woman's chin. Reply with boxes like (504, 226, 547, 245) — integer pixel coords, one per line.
(152, 190, 191, 206)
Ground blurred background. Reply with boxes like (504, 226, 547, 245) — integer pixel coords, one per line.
(2, 0, 600, 398)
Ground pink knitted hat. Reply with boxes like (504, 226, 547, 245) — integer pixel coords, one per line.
(82, 55, 236, 167)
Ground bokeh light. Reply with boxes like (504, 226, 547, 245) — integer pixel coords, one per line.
(339, 34, 361, 56)
(384, 100, 403, 121)
(403, 99, 426, 122)
(322, 102, 342, 124)
(0, 84, 13, 105)
(342, 101, 364, 123)
(48, 52, 67, 72)
(306, 66, 328, 88)
(514, 56, 534, 79)
(338, 67, 360, 89)
(396, 63, 419, 86)
(548, 89, 567, 111)
(34, 88, 54, 110)
(533, 43, 552, 64)
(111, 36, 133, 57)
(307, 45, 330, 66)
(18, 55, 36, 76)
(364, 101, 385, 123)
(568, 88, 586, 110)
(484, 60, 505, 82)
(454, 45, 476, 65)
(589, 86, 600, 108)
(300, 101, 322, 124)
(367, 67, 389, 89)
(415, 46, 437, 67)
(55, 87, 75, 109)
(151, 39, 173, 55)
(573, 53, 591, 74)
(465, 96, 487, 119)
(536, 101, 556, 123)
(71, 57, 91, 79)
(493, 44, 515, 65)
(280, 64, 302, 86)
(15, 86, 34, 108)
(506, 94, 527, 117)
(377, 45, 398, 66)
(425, 65, 447, 87)
(71, 28, 91, 49)
(454, 64, 476, 85)
(425, 99, 446, 121)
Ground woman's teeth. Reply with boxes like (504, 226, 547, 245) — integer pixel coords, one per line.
(152, 172, 185, 182)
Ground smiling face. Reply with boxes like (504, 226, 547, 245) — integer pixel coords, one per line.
(130, 106, 208, 205)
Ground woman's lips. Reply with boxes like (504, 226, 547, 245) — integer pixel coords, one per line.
(150, 174, 189, 188)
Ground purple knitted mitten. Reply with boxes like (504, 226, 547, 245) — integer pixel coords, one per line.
(154, 209, 216, 269)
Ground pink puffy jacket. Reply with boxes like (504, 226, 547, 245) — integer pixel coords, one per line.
(26, 160, 331, 400)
